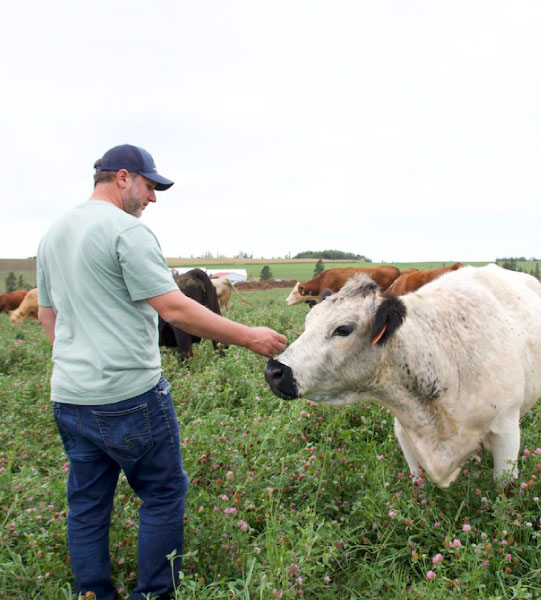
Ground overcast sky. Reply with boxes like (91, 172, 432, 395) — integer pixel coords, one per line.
(1, 1, 540, 262)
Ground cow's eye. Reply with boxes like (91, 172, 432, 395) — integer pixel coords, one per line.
(333, 324, 355, 337)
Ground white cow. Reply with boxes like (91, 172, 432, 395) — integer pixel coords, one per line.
(265, 265, 541, 488)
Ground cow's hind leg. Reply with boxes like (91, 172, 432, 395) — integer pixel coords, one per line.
(487, 413, 521, 487)
(394, 418, 421, 479)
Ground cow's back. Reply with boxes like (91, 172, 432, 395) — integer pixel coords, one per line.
(466, 266, 541, 398)
(317, 266, 400, 293)
(384, 264, 463, 297)
(212, 278, 232, 311)
(176, 269, 221, 316)
(407, 264, 541, 412)
(0, 290, 27, 312)
(369, 265, 401, 290)
(10, 289, 37, 323)
(318, 268, 362, 292)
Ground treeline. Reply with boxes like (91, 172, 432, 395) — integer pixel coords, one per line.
(4, 271, 34, 292)
(495, 256, 539, 262)
(294, 250, 371, 261)
(496, 258, 540, 280)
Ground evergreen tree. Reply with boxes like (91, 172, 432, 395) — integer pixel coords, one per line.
(17, 275, 25, 289)
(5, 272, 17, 292)
(260, 265, 273, 281)
(501, 260, 518, 271)
(314, 259, 325, 277)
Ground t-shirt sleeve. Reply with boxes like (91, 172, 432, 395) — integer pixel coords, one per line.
(117, 224, 179, 301)
(36, 246, 52, 307)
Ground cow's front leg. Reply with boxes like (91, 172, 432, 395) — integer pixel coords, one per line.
(394, 417, 421, 479)
(487, 414, 521, 487)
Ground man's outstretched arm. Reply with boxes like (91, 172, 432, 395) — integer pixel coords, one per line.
(147, 289, 287, 358)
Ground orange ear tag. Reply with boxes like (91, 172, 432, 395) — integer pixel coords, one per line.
(371, 323, 388, 346)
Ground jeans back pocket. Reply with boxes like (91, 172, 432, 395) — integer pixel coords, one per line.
(92, 403, 153, 462)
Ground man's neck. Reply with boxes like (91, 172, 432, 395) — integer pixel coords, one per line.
(90, 184, 122, 209)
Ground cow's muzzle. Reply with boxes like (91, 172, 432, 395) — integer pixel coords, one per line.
(264, 358, 299, 400)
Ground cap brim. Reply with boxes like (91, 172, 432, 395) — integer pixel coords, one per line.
(140, 172, 174, 191)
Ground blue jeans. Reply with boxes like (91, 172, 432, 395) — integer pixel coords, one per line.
(53, 377, 189, 600)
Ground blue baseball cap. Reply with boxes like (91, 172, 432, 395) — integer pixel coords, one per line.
(96, 144, 174, 191)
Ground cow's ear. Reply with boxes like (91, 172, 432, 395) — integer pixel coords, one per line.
(321, 288, 333, 301)
(298, 285, 307, 296)
(371, 296, 406, 345)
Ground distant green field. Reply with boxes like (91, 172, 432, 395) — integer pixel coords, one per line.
(1, 258, 538, 293)
(166, 259, 491, 283)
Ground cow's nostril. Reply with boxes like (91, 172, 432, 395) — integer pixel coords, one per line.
(264, 358, 299, 400)
(264, 358, 283, 385)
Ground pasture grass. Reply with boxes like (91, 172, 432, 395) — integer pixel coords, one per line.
(0, 288, 540, 599)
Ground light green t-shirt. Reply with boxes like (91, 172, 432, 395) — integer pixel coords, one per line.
(37, 200, 178, 405)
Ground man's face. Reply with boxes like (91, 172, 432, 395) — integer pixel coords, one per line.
(123, 174, 157, 218)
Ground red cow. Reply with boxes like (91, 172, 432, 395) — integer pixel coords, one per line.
(383, 263, 464, 297)
(0, 289, 28, 313)
(285, 266, 401, 305)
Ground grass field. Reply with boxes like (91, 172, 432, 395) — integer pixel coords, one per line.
(2, 258, 539, 294)
(0, 258, 497, 293)
(1, 287, 540, 599)
(166, 259, 492, 283)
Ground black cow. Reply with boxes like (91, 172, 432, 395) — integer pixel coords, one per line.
(158, 268, 223, 358)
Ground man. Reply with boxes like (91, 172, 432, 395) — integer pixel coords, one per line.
(37, 144, 287, 600)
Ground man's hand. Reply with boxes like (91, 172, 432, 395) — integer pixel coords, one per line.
(245, 326, 287, 358)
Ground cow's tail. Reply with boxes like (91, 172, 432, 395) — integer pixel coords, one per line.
(232, 284, 253, 306)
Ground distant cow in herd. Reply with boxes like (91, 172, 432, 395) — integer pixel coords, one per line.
(285, 264, 467, 306)
(285, 266, 401, 305)
(212, 277, 233, 312)
(382, 263, 464, 297)
(0, 289, 27, 313)
(266, 265, 541, 488)
(159, 269, 223, 358)
(9, 289, 38, 324)
(211, 277, 252, 312)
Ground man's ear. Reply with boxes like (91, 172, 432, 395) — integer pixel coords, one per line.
(371, 296, 406, 345)
(116, 169, 130, 188)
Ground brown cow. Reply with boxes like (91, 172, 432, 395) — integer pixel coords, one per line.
(10, 288, 38, 324)
(0, 289, 27, 313)
(285, 266, 401, 305)
(397, 268, 419, 276)
(382, 263, 464, 297)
